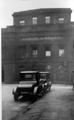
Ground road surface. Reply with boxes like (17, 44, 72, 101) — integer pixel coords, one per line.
(2, 84, 32, 120)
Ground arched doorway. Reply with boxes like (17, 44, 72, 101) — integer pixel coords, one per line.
(19, 65, 25, 71)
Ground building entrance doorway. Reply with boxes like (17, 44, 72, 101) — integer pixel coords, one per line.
(53, 64, 69, 84)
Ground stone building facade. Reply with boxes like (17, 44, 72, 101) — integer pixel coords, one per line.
(2, 8, 74, 84)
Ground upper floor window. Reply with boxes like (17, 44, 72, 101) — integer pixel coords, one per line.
(58, 18, 64, 23)
(32, 46, 38, 57)
(18, 45, 26, 58)
(45, 16, 50, 24)
(45, 46, 51, 57)
(59, 49, 64, 57)
(19, 20, 25, 25)
(32, 17, 37, 25)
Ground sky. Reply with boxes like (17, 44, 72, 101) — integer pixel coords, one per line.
(0, 0, 74, 28)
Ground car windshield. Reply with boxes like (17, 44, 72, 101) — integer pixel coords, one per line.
(20, 73, 36, 81)
(40, 73, 50, 79)
(40, 73, 46, 79)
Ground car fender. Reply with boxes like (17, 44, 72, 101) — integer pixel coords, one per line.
(42, 83, 45, 89)
(33, 86, 38, 95)
(12, 87, 17, 94)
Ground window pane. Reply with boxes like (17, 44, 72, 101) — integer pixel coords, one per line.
(20, 20, 25, 25)
(45, 46, 51, 57)
(32, 17, 37, 24)
(32, 47, 38, 56)
(20, 73, 36, 81)
(58, 18, 64, 23)
(45, 16, 50, 24)
(33, 50, 37, 56)
(59, 49, 64, 57)
(46, 51, 51, 57)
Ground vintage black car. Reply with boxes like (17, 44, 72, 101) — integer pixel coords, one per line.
(12, 71, 45, 101)
(39, 72, 52, 93)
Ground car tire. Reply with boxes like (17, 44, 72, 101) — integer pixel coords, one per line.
(14, 93, 18, 101)
(48, 87, 51, 91)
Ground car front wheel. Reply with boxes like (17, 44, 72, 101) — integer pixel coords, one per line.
(14, 93, 18, 101)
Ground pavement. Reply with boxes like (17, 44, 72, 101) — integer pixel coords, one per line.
(12, 84, 74, 120)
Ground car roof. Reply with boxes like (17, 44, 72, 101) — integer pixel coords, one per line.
(20, 71, 38, 73)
